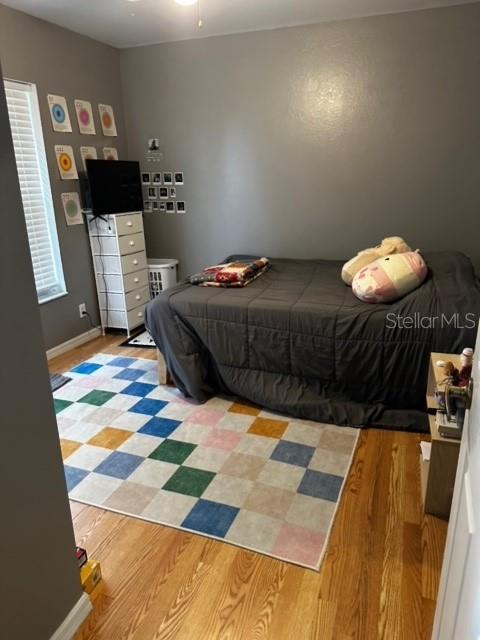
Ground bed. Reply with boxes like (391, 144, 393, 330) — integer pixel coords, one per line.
(145, 251, 480, 432)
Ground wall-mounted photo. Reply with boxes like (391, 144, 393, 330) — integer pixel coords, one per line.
(174, 172, 184, 185)
(163, 171, 173, 185)
(152, 172, 162, 184)
(176, 201, 186, 214)
(159, 187, 168, 199)
(159, 202, 166, 212)
(144, 201, 152, 212)
(141, 172, 151, 185)
(166, 201, 175, 212)
(148, 138, 160, 152)
(103, 147, 118, 161)
(147, 186, 158, 200)
(152, 201, 159, 211)
(170, 187, 176, 198)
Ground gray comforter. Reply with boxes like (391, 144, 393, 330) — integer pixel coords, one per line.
(145, 252, 480, 431)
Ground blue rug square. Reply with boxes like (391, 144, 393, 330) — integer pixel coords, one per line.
(121, 382, 157, 397)
(71, 362, 102, 375)
(108, 356, 136, 368)
(182, 500, 239, 538)
(64, 465, 89, 491)
(129, 398, 167, 416)
(271, 440, 315, 468)
(114, 367, 145, 382)
(139, 416, 181, 438)
(297, 469, 343, 502)
(94, 451, 143, 480)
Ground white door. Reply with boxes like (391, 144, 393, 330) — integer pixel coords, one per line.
(432, 337, 480, 639)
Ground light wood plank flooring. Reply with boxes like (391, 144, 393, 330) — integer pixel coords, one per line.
(49, 335, 447, 640)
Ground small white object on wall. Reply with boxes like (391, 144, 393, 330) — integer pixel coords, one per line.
(47, 94, 72, 132)
(55, 145, 78, 180)
(61, 192, 83, 226)
(103, 147, 118, 160)
(98, 104, 117, 136)
(147, 186, 158, 200)
(75, 99, 96, 135)
(80, 146, 97, 172)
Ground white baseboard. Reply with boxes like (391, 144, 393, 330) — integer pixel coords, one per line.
(49, 592, 92, 640)
(46, 327, 102, 361)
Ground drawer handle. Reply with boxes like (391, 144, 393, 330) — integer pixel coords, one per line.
(129, 241, 135, 246)
(127, 221, 133, 227)
(133, 259, 138, 265)
(135, 294, 141, 300)
(134, 277, 139, 283)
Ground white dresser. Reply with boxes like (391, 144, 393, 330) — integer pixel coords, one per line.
(87, 212, 150, 336)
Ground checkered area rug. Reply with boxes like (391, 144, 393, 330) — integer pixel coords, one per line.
(54, 354, 359, 570)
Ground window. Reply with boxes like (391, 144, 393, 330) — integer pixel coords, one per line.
(5, 79, 66, 304)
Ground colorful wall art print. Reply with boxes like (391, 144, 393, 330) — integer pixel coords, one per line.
(103, 147, 118, 161)
(55, 145, 78, 180)
(75, 99, 96, 135)
(47, 94, 72, 132)
(61, 192, 83, 226)
(98, 104, 117, 136)
(80, 146, 98, 172)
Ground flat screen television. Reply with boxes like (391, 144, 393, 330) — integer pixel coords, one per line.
(86, 159, 142, 217)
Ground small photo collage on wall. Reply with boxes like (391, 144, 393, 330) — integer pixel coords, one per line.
(142, 170, 186, 215)
(47, 93, 120, 228)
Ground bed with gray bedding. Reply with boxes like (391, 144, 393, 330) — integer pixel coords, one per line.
(145, 252, 480, 432)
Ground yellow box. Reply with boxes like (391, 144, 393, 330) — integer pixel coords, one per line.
(80, 560, 102, 594)
(88, 579, 105, 604)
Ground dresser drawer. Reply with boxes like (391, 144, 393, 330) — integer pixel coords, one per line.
(95, 269, 149, 294)
(116, 214, 143, 236)
(121, 251, 147, 275)
(88, 213, 143, 237)
(93, 251, 146, 275)
(98, 286, 150, 312)
(91, 232, 145, 256)
(125, 286, 150, 310)
(98, 291, 127, 311)
(127, 304, 147, 328)
(100, 303, 146, 331)
(118, 233, 145, 255)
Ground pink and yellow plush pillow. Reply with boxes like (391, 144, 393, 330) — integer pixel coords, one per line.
(352, 251, 428, 304)
(342, 236, 411, 285)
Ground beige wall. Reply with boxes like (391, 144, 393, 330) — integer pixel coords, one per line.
(120, 3, 480, 276)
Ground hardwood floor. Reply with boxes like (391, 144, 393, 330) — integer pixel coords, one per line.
(49, 336, 448, 640)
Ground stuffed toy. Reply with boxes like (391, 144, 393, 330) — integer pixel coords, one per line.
(352, 251, 428, 304)
(341, 236, 411, 286)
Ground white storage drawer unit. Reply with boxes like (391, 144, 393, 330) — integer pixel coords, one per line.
(87, 212, 150, 335)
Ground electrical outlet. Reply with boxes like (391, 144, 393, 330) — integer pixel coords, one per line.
(79, 303, 87, 318)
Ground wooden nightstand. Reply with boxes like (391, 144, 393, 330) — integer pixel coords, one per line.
(421, 352, 462, 520)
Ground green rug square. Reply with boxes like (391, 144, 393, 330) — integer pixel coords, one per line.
(54, 398, 72, 414)
(163, 466, 215, 498)
(78, 390, 116, 406)
(149, 439, 196, 465)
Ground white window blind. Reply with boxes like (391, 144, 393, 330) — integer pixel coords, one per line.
(4, 79, 66, 304)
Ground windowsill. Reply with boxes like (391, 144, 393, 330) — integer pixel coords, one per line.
(39, 290, 68, 305)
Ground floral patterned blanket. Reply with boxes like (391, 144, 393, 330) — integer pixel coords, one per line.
(189, 257, 270, 287)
